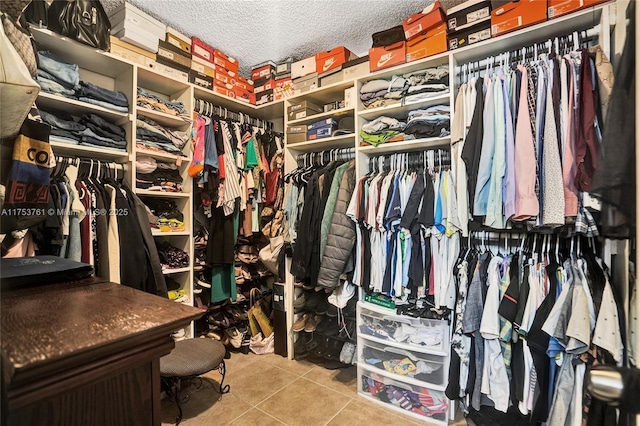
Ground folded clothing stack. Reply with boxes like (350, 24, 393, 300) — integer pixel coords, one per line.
(141, 196, 185, 232)
(156, 240, 189, 270)
(136, 116, 189, 155)
(137, 87, 189, 119)
(40, 110, 127, 150)
(136, 155, 183, 192)
(402, 65, 450, 104)
(360, 77, 408, 109)
(360, 116, 406, 147)
(37, 51, 129, 113)
(404, 105, 451, 139)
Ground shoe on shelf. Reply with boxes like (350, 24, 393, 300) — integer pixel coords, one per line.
(226, 327, 244, 349)
(304, 314, 323, 332)
(313, 336, 331, 358)
(294, 334, 309, 356)
(305, 333, 322, 352)
(324, 338, 344, 360)
(292, 313, 310, 332)
(293, 280, 305, 288)
(172, 328, 186, 341)
(168, 289, 185, 301)
(195, 273, 212, 289)
(293, 293, 306, 312)
(315, 296, 329, 316)
(315, 316, 334, 334)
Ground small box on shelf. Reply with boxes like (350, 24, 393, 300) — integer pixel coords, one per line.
(406, 22, 448, 62)
(369, 42, 406, 72)
(490, 0, 548, 37)
(191, 56, 215, 77)
(166, 27, 191, 54)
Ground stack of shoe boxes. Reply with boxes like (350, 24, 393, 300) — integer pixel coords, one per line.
(234, 75, 254, 104)
(490, 0, 547, 37)
(252, 61, 277, 106)
(368, 25, 406, 72)
(273, 59, 293, 101)
(402, 1, 447, 62)
(213, 49, 240, 98)
(446, 0, 492, 50)
(291, 55, 317, 95)
(315, 46, 357, 88)
(157, 27, 193, 83)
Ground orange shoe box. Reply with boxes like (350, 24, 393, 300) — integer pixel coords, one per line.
(235, 75, 254, 92)
(213, 49, 239, 73)
(234, 87, 253, 104)
(315, 46, 357, 74)
(369, 41, 406, 72)
(406, 22, 448, 62)
(548, 0, 608, 19)
(490, 0, 547, 37)
(214, 65, 237, 86)
(402, 1, 446, 40)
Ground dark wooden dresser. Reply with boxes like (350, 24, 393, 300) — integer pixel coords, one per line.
(1, 278, 203, 426)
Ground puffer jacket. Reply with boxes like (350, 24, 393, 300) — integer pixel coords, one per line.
(317, 160, 356, 289)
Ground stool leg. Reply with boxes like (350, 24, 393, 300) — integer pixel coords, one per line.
(217, 360, 230, 394)
(162, 377, 184, 425)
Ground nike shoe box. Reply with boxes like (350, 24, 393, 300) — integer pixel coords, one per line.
(255, 90, 274, 106)
(307, 119, 338, 140)
(191, 37, 215, 63)
(288, 100, 321, 121)
(276, 58, 294, 77)
(189, 70, 213, 90)
(448, 19, 491, 50)
(157, 40, 192, 69)
(490, 0, 547, 37)
(213, 85, 233, 98)
(255, 79, 276, 94)
(214, 79, 234, 92)
(446, 0, 492, 32)
(369, 41, 406, 72)
(547, 0, 607, 19)
(165, 27, 191, 54)
(315, 46, 357, 74)
(406, 22, 448, 62)
(402, 1, 446, 40)
(234, 87, 253, 104)
(214, 66, 237, 87)
(291, 56, 316, 79)
(109, 36, 155, 66)
(286, 125, 307, 144)
(213, 49, 239, 73)
(252, 61, 277, 83)
(191, 56, 215, 77)
(235, 75, 254, 92)
(292, 73, 319, 95)
(342, 56, 370, 80)
(109, 2, 165, 52)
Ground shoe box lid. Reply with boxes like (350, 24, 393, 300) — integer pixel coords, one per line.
(113, 26, 159, 54)
(109, 2, 166, 40)
(446, 0, 492, 32)
(402, 1, 446, 40)
(315, 46, 357, 74)
(490, 0, 548, 37)
(406, 22, 448, 63)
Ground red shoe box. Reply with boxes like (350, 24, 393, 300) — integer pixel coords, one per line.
(402, 1, 446, 40)
(191, 37, 215, 63)
(315, 46, 357, 74)
(369, 41, 406, 72)
(235, 75, 254, 92)
(234, 87, 253, 104)
(251, 61, 276, 82)
(213, 49, 239, 73)
(406, 22, 448, 62)
(490, 0, 547, 37)
(214, 65, 237, 87)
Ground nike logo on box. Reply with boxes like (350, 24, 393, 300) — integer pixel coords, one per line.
(377, 53, 394, 67)
(323, 58, 336, 71)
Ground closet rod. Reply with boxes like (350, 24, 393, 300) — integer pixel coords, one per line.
(454, 25, 600, 75)
(193, 98, 274, 131)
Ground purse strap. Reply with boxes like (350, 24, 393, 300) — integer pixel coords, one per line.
(250, 287, 262, 307)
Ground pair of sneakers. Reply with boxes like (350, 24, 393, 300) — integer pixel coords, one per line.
(292, 313, 322, 332)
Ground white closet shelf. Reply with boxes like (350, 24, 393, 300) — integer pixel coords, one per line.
(358, 136, 450, 155)
(37, 93, 131, 124)
(135, 147, 191, 163)
(356, 361, 447, 392)
(135, 189, 190, 198)
(288, 79, 355, 104)
(288, 107, 354, 126)
(50, 141, 129, 160)
(162, 267, 191, 275)
(193, 86, 284, 121)
(151, 230, 190, 237)
(358, 94, 451, 120)
(137, 66, 192, 95)
(136, 107, 191, 128)
(451, 2, 608, 63)
(31, 28, 132, 77)
(286, 134, 355, 152)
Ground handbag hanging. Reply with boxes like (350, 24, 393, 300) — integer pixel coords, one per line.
(1, 12, 37, 76)
(0, 14, 39, 139)
(47, 0, 110, 51)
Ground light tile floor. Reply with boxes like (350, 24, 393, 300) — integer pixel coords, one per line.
(161, 351, 466, 426)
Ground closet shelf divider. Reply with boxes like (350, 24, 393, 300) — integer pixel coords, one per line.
(50, 141, 130, 161)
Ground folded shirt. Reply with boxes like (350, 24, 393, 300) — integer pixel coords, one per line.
(360, 77, 408, 94)
(137, 116, 188, 149)
(37, 51, 80, 90)
(403, 65, 449, 86)
(361, 116, 406, 134)
(40, 110, 86, 132)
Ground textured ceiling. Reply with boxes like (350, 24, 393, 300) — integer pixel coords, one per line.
(100, 0, 466, 77)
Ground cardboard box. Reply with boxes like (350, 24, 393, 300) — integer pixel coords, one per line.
(288, 100, 321, 114)
(287, 125, 308, 144)
(344, 87, 356, 109)
(548, 0, 608, 19)
(319, 68, 343, 87)
(291, 56, 316, 79)
(292, 73, 319, 94)
(191, 37, 215, 63)
(155, 55, 190, 73)
(110, 36, 156, 58)
(235, 75, 254, 92)
(251, 61, 276, 81)
(255, 79, 276, 94)
(234, 87, 253, 104)
(315, 46, 357, 74)
(213, 85, 233, 98)
(406, 22, 448, 62)
(109, 2, 166, 40)
(342, 56, 370, 80)
(275, 77, 291, 89)
(110, 43, 156, 66)
(448, 20, 492, 50)
(491, 0, 548, 37)
(372, 25, 405, 48)
(213, 49, 239, 73)
(255, 89, 274, 106)
(214, 78, 234, 91)
(402, 1, 445, 40)
(166, 27, 191, 54)
(274, 79, 294, 101)
(189, 70, 213, 89)
(447, 0, 492, 32)
(157, 40, 192, 69)
(214, 66, 237, 86)
(113, 27, 159, 54)
(276, 59, 293, 76)
(307, 119, 338, 140)
(151, 61, 189, 82)
(369, 41, 406, 72)
(191, 56, 215, 77)
(308, 118, 337, 131)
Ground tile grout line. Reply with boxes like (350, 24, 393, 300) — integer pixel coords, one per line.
(254, 407, 288, 425)
(249, 376, 302, 408)
(321, 397, 354, 426)
(299, 371, 358, 399)
(224, 406, 253, 425)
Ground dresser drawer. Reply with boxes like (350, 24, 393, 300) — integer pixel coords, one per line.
(359, 337, 447, 388)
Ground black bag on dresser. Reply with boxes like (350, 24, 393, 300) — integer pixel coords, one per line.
(47, 0, 110, 50)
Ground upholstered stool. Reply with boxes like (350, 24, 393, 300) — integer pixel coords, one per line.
(160, 338, 229, 425)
